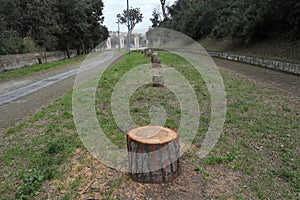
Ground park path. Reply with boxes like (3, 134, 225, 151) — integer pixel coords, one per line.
(213, 57, 300, 96)
(0, 51, 122, 131)
(0, 51, 299, 131)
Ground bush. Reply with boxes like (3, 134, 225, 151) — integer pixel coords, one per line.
(0, 31, 40, 55)
(22, 37, 40, 53)
(161, 0, 300, 44)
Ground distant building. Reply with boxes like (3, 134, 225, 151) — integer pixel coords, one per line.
(107, 31, 147, 50)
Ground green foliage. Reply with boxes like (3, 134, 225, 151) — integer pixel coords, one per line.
(118, 7, 143, 33)
(150, 9, 162, 27)
(17, 171, 45, 199)
(160, 0, 300, 44)
(0, 0, 108, 55)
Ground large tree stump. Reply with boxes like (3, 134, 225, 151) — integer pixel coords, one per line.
(127, 126, 181, 183)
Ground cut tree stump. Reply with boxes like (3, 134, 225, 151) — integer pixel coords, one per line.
(152, 75, 165, 87)
(144, 48, 152, 57)
(127, 126, 181, 183)
(151, 53, 161, 68)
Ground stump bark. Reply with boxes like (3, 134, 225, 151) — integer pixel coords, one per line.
(151, 53, 161, 68)
(144, 48, 152, 57)
(152, 75, 165, 87)
(127, 126, 181, 183)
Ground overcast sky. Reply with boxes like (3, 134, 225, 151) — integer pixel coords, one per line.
(102, 0, 177, 33)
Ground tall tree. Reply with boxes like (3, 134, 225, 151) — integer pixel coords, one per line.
(163, 0, 299, 43)
(118, 7, 143, 34)
(0, 0, 108, 55)
(55, 0, 107, 57)
(150, 9, 162, 27)
(160, 0, 168, 20)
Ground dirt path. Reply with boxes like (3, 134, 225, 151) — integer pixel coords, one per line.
(0, 52, 123, 132)
(213, 57, 300, 97)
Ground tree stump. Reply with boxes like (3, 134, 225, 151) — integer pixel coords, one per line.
(127, 126, 181, 183)
(144, 48, 152, 57)
(151, 53, 161, 68)
(152, 75, 165, 87)
(36, 53, 42, 64)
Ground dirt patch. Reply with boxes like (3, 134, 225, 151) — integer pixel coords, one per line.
(35, 149, 243, 200)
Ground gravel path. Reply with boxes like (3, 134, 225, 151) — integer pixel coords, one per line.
(0, 53, 298, 132)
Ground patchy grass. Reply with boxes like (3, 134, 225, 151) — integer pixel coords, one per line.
(0, 92, 82, 199)
(96, 52, 210, 148)
(0, 55, 86, 81)
(0, 51, 299, 199)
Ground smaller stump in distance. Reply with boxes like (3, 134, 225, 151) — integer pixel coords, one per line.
(152, 75, 165, 87)
(144, 48, 152, 57)
(127, 126, 180, 183)
(151, 53, 161, 68)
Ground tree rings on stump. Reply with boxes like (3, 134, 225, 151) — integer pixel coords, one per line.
(126, 126, 180, 183)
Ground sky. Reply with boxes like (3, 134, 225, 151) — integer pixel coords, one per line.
(102, 0, 177, 33)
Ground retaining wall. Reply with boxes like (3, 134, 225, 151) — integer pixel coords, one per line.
(0, 50, 77, 72)
(208, 51, 300, 75)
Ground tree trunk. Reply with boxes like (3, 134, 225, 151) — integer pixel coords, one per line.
(153, 75, 165, 87)
(66, 43, 70, 59)
(151, 53, 161, 68)
(161, 0, 168, 20)
(44, 49, 47, 63)
(127, 126, 180, 183)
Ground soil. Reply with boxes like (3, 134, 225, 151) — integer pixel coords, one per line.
(35, 147, 245, 200)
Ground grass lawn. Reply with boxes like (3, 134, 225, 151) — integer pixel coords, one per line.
(0, 55, 86, 82)
(0, 52, 299, 199)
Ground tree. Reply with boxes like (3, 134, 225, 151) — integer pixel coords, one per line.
(83, 0, 107, 53)
(0, 0, 108, 55)
(162, 0, 299, 43)
(150, 8, 162, 27)
(160, 0, 169, 20)
(55, 0, 108, 57)
(118, 7, 143, 34)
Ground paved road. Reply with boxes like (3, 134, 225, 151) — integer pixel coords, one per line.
(0, 51, 122, 131)
(0, 51, 299, 131)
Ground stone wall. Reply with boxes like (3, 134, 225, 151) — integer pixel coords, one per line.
(208, 51, 300, 75)
(0, 50, 77, 72)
